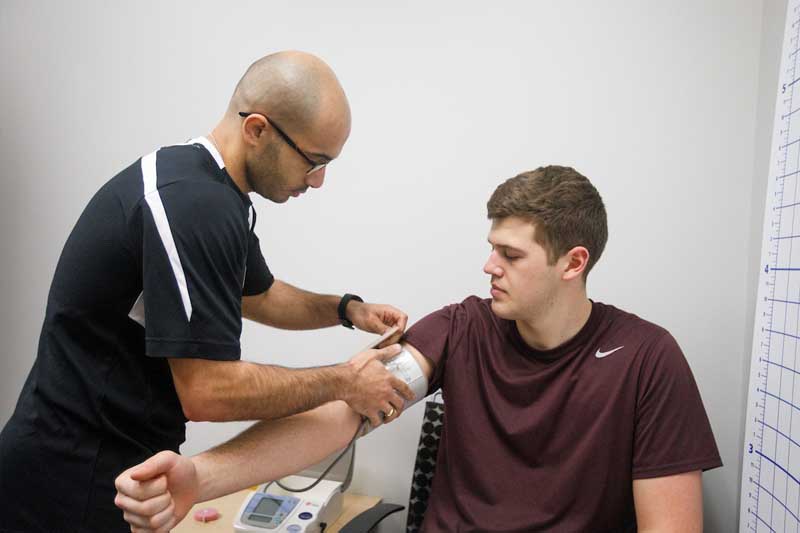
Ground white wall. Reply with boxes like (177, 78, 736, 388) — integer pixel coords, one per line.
(0, 1, 765, 530)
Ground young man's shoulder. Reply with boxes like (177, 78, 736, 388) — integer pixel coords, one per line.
(409, 296, 499, 342)
(595, 301, 671, 338)
(445, 295, 499, 325)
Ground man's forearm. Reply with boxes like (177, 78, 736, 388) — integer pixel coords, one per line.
(171, 358, 355, 422)
(193, 401, 361, 501)
(243, 280, 342, 330)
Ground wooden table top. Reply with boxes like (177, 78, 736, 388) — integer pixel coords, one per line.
(172, 490, 381, 533)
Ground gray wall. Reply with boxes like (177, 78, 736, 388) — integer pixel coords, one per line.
(0, 1, 767, 530)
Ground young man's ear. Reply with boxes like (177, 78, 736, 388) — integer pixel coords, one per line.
(561, 246, 590, 281)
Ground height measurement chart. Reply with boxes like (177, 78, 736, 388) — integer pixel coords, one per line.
(742, 1, 800, 531)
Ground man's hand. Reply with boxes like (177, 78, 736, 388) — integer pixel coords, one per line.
(344, 343, 415, 426)
(114, 451, 199, 532)
(347, 302, 408, 345)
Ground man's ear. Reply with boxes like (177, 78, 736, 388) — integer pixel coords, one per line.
(561, 246, 590, 281)
(241, 114, 268, 147)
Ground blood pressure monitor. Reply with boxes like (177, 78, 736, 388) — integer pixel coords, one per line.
(233, 477, 343, 533)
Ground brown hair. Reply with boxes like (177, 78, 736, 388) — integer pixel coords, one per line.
(487, 166, 608, 278)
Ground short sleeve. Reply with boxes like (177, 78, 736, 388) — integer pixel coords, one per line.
(403, 301, 471, 394)
(243, 232, 274, 296)
(632, 332, 722, 478)
(140, 181, 248, 360)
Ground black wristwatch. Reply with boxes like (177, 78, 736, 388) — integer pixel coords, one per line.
(338, 293, 364, 329)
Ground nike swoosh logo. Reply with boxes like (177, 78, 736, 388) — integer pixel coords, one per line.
(595, 346, 624, 358)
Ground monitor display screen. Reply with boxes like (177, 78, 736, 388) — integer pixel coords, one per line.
(253, 496, 281, 518)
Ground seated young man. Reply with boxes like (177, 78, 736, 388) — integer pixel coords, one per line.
(114, 166, 721, 532)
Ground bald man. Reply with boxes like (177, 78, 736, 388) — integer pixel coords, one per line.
(0, 51, 413, 533)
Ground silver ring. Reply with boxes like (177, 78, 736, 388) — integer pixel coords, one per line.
(386, 407, 396, 418)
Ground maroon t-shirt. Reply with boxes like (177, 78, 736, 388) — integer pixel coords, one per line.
(403, 296, 721, 533)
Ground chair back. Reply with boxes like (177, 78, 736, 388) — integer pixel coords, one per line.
(405, 396, 445, 533)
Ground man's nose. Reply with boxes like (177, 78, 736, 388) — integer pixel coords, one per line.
(306, 167, 326, 189)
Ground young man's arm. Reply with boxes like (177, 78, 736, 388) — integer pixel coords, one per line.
(632, 470, 703, 533)
(115, 343, 436, 532)
(115, 402, 361, 532)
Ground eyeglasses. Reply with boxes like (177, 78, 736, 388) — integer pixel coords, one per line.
(238, 111, 329, 175)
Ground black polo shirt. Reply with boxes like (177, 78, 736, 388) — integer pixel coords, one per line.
(0, 138, 273, 532)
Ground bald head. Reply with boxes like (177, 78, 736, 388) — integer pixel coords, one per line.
(213, 52, 351, 201)
(227, 51, 350, 136)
